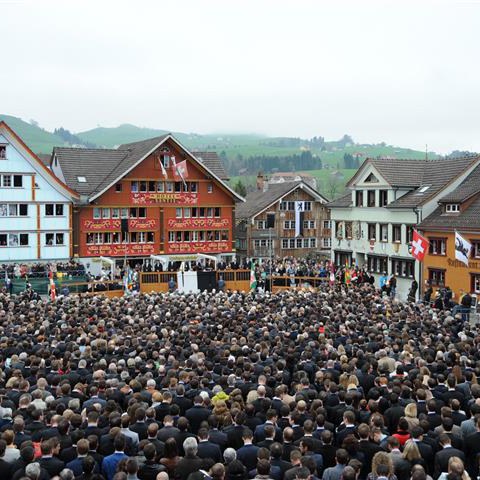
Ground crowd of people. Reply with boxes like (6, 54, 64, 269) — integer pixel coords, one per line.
(0, 278, 478, 480)
(0, 262, 86, 280)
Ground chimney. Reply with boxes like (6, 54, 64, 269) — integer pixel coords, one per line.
(256, 172, 265, 191)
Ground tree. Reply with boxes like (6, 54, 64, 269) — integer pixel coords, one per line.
(325, 175, 343, 200)
(233, 180, 247, 197)
(343, 153, 354, 169)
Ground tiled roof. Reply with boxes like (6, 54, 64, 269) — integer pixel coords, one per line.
(419, 195, 480, 230)
(440, 163, 480, 203)
(36, 153, 52, 168)
(235, 181, 328, 219)
(53, 147, 128, 196)
(369, 159, 426, 187)
(192, 151, 229, 180)
(327, 193, 352, 208)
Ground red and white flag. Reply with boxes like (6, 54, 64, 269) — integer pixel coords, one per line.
(410, 230, 429, 262)
(174, 159, 188, 187)
(48, 272, 56, 301)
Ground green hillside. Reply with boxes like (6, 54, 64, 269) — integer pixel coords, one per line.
(0, 114, 67, 153)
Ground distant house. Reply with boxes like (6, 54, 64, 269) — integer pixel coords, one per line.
(268, 172, 317, 190)
(235, 174, 330, 261)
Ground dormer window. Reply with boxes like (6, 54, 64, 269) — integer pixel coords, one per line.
(445, 203, 460, 213)
(0, 145, 6, 160)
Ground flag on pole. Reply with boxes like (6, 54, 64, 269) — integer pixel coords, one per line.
(250, 260, 257, 291)
(174, 160, 189, 189)
(295, 201, 305, 237)
(345, 260, 351, 285)
(410, 230, 428, 262)
(160, 158, 168, 178)
(455, 231, 472, 266)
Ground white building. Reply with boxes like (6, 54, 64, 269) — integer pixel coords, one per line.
(328, 156, 480, 300)
(0, 122, 78, 262)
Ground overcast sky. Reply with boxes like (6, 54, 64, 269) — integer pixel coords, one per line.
(1, 0, 479, 153)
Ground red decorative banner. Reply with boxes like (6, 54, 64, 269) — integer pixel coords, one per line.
(166, 241, 230, 254)
(83, 218, 158, 231)
(131, 192, 198, 205)
(85, 243, 156, 257)
(167, 218, 230, 229)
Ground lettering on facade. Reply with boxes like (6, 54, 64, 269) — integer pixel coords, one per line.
(85, 244, 156, 257)
(131, 192, 198, 205)
(447, 258, 480, 269)
(83, 219, 158, 231)
(166, 241, 230, 254)
(166, 218, 230, 229)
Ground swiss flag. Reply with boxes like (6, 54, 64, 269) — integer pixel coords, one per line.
(410, 230, 428, 262)
(173, 160, 188, 181)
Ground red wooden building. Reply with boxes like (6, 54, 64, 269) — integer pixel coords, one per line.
(50, 135, 243, 272)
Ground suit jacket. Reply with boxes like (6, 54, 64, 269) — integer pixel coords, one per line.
(138, 460, 167, 480)
(66, 456, 100, 476)
(390, 451, 411, 480)
(208, 429, 228, 451)
(174, 454, 203, 480)
(294, 435, 323, 453)
(464, 431, 480, 478)
(0, 459, 11, 480)
(197, 440, 223, 463)
(318, 444, 337, 470)
(130, 421, 149, 440)
(185, 405, 210, 434)
(38, 456, 65, 477)
(157, 425, 181, 443)
(225, 425, 246, 451)
(434, 446, 465, 479)
(236, 444, 260, 471)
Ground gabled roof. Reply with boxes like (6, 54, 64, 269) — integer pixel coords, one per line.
(327, 193, 352, 208)
(192, 151, 229, 180)
(53, 147, 128, 196)
(236, 181, 328, 220)
(439, 163, 480, 204)
(53, 134, 243, 202)
(0, 121, 79, 199)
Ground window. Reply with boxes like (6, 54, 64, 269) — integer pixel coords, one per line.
(140, 181, 147, 192)
(368, 223, 376, 240)
(310, 238, 317, 248)
(429, 238, 447, 255)
(166, 182, 173, 192)
(379, 190, 388, 207)
(131, 181, 138, 192)
(391, 259, 415, 278)
(77, 176, 87, 183)
(56, 233, 64, 245)
(13, 175, 22, 187)
(162, 154, 170, 168)
(129, 208, 137, 218)
(19, 204, 28, 216)
(121, 208, 128, 219)
(112, 208, 120, 219)
(8, 204, 17, 216)
(257, 220, 267, 229)
(392, 225, 401, 243)
(322, 237, 332, 248)
(207, 183, 213, 193)
(380, 224, 388, 242)
(207, 208, 213, 218)
(19, 234, 28, 246)
(45, 233, 54, 245)
(147, 232, 154, 243)
(296, 238, 303, 248)
(368, 255, 388, 274)
(168, 232, 175, 242)
(289, 238, 295, 249)
(0, 146, 6, 159)
(323, 220, 331, 229)
(406, 225, 414, 244)
(190, 182, 198, 193)
(93, 208, 101, 219)
(86, 234, 94, 244)
(345, 222, 353, 239)
(304, 201, 312, 211)
(45, 204, 63, 216)
(184, 208, 191, 218)
(176, 208, 182, 218)
(214, 207, 221, 218)
(175, 182, 182, 193)
(138, 208, 146, 218)
(279, 201, 288, 211)
(428, 268, 445, 287)
(130, 232, 138, 243)
(471, 274, 480, 294)
(102, 208, 110, 219)
(355, 190, 364, 207)
(0, 234, 6, 246)
(445, 204, 460, 213)
(282, 239, 289, 249)
(2, 175, 11, 187)
(284, 221, 295, 230)
(199, 207, 206, 218)
(367, 190, 376, 207)
(115, 183, 123, 192)
(112, 232, 120, 244)
(8, 234, 18, 247)
(138, 232, 146, 243)
(93, 233, 103, 244)
(418, 185, 430, 193)
(191, 208, 198, 218)
(472, 241, 480, 259)
(157, 181, 164, 192)
(148, 181, 156, 192)
(104, 232, 111, 244)
(303, 220, 315, 229)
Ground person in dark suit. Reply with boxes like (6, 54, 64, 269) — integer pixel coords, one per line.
(175, 385, 193, 416)
(138, 443, 167, 480)
(236, 428, 260, 472)
(318, 430, 337, 470)
(174, 437, 203, 480)
(207, 415, 228, 452)
(225, 412, 247, 451)
(256, 424, 276, 449)
(129, 407, 148, 441)
(357, 424, 382, 479)
(464, 418, 480, 479)
(336, 411, 357, 447)
(157, 415, 181, 443)
(38, 439, 65, 477)
(66, 439, 100, 476)
(59, 429, 85, 463)
(383, 393, 405, 434)
(0, 440, 11, 479)
(410, 427, 434, 475)
(185, 396, 210, 435)
(426, 400, 442, 431)
(434, 434, 465, 479)
(197, 428, 222, 463)
(270, 442, 292, 477)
